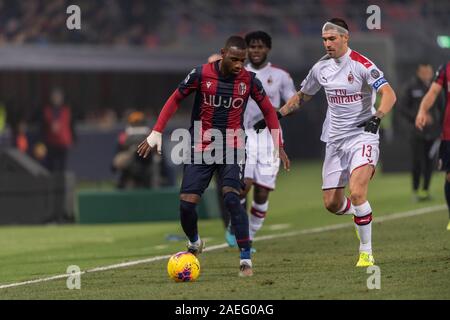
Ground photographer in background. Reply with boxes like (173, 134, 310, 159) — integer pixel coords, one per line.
(112, 111, 162, 189)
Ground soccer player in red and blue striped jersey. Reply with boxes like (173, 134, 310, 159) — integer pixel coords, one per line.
(137, 36, 290, 277)
(416, 61, 450, 230)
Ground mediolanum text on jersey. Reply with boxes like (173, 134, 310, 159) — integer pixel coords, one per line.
(202, 93, 245, 109)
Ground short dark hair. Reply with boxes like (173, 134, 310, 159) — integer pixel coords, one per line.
(224, 35, 247, 50)
(245, 31, 272, 49)
(327, 18, 349, 31)
(418, 61, 432, 68)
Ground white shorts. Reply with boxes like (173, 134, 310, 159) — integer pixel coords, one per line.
(322, 132, 379, 190)
(244, 128, 280, 190)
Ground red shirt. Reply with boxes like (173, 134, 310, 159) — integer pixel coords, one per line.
(153, 61, 282, 150)
(43, 105, 73, 148)
(435, 62, 450, 140)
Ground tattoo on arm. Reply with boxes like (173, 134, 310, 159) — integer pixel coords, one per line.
(285, 92, 305, 115)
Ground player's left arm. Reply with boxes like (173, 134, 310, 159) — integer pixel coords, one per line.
(358, 64, 397, 133)
(357, 84, 397, 133)
(374, 83, 397, 119)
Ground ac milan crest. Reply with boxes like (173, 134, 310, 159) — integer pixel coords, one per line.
(267, 76, 273, 85)
(238, 82, 247, 95)
(348, 72, 354, 84)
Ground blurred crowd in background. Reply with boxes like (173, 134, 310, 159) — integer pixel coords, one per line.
(0, 0, 448, 47)
(0, 0, 448, 188)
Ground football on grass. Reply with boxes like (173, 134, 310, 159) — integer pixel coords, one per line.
(167, 251, 200, 282)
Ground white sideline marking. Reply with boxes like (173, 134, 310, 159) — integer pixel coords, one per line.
(0, 204, 446, 290)
(267, 224, 291, 231)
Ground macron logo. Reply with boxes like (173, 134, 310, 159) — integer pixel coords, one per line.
(206, 82, 212, 89)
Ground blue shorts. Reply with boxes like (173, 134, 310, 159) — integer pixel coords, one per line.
(180, 148, 245, 195)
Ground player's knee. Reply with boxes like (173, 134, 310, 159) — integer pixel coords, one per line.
(254, 186, 269, 204)
(350, 191, 366, 205)
(180, 193, 200, 203)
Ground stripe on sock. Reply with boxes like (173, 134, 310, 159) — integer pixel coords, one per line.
(251, 207, 266, 218)
(354, 213, 373, 226)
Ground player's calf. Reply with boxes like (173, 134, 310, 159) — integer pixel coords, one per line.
(353, 201, 373, 255)
(223, 191, 253, 267)
(179, 199, 204, 255)
(249, 201, 268, 239)
(324, 196, 356, 215)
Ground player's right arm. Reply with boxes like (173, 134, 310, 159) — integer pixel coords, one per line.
(138, 67, 200, 158)
(253, 66, 319, 131)
(278, 90, 313, 117)
(416, 64, 446, 130)
(279, 64, 321, 116)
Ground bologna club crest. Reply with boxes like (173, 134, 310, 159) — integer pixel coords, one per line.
(348, 72, 354, 84)
(238, 82, 247, 95)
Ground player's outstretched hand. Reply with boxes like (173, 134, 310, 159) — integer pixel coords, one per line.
(357, 115, 381, 134)
(137, 130, 162, 158)
(279, 147, 290, 171)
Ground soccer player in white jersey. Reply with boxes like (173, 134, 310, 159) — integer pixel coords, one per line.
(232, 31, 297, 249)
(254, 18, 397, 266)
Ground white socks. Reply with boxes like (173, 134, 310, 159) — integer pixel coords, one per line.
(188, 236, 202, 247)
(249, 201, 268, 240)
(353, 201, 373, 254)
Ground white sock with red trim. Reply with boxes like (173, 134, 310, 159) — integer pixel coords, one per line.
(249, 201, 268, 240)
(353, 201, 373, 254)
(337, 196, 356, 215)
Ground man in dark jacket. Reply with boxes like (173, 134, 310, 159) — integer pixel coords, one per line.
(400, 63, 442, 201)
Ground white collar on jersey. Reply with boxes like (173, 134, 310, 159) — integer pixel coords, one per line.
(333, 48, 351, 64)
(246, 62, 271, 72)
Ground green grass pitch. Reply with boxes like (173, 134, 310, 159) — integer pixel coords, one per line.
(1, 161, 450, 299)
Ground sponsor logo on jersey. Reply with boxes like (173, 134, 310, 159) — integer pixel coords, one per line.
(202, 93, 244, 109)
(327, 89, 363, 104)
(238, 82, 247, 95)
(348, 72, 354, 84)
